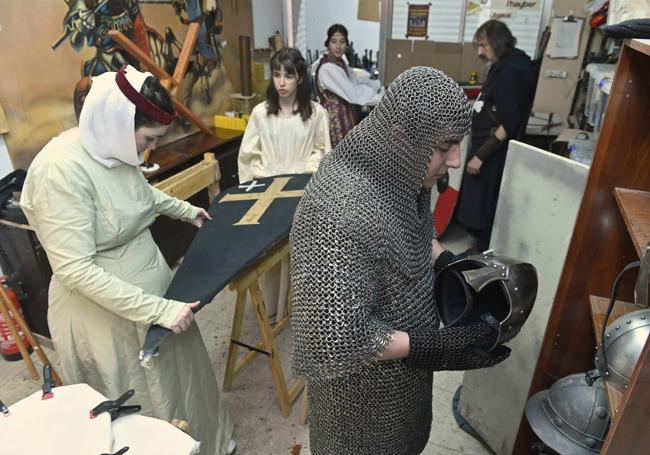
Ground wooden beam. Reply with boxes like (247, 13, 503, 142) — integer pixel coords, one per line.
(107, 29, 214, 135)
(173, 22, 201, 86)
(222, 290, 246, 392)
(170, 98, 214, 136)
(0, 218, 34, 231)
(204, 153, 222, 202)
(108, 30, 173, 84)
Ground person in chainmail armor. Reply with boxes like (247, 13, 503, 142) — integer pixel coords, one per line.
(290, 66, 510, 454)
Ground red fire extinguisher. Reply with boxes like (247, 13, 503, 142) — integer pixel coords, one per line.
(0, 277, 33, 361)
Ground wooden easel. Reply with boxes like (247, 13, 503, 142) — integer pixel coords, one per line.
(222, 238, 304, 417)
(0, 286, 61, 385)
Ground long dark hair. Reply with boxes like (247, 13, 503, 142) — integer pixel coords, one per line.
(134, 76, 175, 128)
(266, 48, 313, 121)
(473, 20, 516, 60)
(324, 23, 349, 47)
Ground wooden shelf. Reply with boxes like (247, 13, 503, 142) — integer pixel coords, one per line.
(628, 39, 650, 57)
(147, 129, 242, 179)
(589, 295, 640, 344)
(589, 295, 640, 420)
(517, 38, 650, 455)
(614, 188, 650, 258)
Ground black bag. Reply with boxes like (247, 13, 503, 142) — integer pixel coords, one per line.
(0, 169, 26, 209)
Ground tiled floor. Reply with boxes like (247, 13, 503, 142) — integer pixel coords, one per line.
(0, 222, 487, 454)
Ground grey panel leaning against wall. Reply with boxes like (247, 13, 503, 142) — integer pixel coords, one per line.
(457, 141, 590, 454)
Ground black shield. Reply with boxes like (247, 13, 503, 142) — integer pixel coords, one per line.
(141, 174, 310, 357)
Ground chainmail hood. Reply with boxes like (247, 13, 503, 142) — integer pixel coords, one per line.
(333, 66, 471, 193)
(303, 67, 471, 277)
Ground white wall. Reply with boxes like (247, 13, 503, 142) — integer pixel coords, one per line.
(0, 134, 14, 275)
(0, 136, 13, 175)
(294, 0, 308, 55)
(252, 0, 285, 49)
(304, 1, 380, 61)
(254, 1, 380, 61)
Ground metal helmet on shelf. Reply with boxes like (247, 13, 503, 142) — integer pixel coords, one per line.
(594, 246, 650, 393)
(595, 308, 650, 392)
(525, 372, 611, 454)
(434, 252, 538, 351)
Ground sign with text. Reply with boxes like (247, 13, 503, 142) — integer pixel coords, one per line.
(492, 0, 541, 11)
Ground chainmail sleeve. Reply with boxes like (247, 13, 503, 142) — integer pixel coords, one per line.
(290, 206, 393, 380)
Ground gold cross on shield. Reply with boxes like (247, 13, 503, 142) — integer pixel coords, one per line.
(218, 177, 304, 225)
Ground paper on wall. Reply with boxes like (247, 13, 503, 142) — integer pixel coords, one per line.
(546, 17, 584, 59)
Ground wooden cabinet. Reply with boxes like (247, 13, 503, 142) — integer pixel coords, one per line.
(514, 39, 650, 454)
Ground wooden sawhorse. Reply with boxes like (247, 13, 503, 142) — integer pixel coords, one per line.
(222, 239, 304, 417)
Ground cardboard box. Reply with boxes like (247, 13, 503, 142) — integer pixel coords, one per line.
(385, 39, 481, 84)
(385, 40, 414, 84)
(460, 43, 486, 83)
(358, 0, 380, 22)
(413, 41, 462, 80)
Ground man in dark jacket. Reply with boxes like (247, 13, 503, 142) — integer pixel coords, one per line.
(456, 20, 536, 251)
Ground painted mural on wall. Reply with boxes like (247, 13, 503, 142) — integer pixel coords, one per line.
(53, 0, 152, 77)
(0, 0, 250, 170)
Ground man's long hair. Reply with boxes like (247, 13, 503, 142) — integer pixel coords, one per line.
(473, 20, 517, 59)
(266, 48, 313, 121)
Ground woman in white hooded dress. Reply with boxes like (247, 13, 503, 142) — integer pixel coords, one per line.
(20, 66, 234, 455)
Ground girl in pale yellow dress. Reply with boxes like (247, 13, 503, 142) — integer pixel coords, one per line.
(238, 48, 331, 320)
(21, 65, 235, 455)
(238, 47, 331, 182)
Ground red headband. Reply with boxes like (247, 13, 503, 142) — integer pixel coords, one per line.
(115, 65, 178, 125)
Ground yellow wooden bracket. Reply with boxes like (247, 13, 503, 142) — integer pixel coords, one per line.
(153, 153, 221, 201)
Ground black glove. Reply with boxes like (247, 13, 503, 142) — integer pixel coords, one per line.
(433, 250, 456, 275)
(474, 134, 504, 162)
(405, 323, 511, 371)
